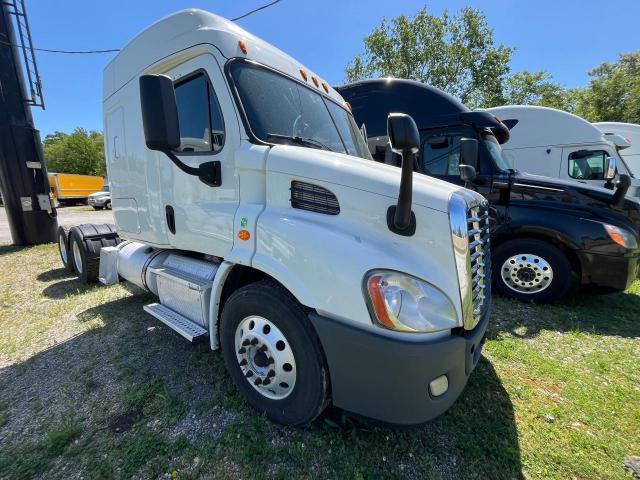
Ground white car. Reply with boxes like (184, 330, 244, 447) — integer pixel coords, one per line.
(87, 185, 111, 210)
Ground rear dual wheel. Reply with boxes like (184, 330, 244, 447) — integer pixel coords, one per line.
(67, 224, 119, 284)
(220, 280, 330, 426)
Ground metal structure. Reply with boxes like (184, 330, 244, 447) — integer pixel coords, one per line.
(0, 0, 57, 244)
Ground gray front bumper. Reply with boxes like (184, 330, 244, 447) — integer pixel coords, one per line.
(309, 305, 491, 426)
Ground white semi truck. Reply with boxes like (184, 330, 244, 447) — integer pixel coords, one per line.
(485, 106, 640, 199)
(56, 9, 491, 426)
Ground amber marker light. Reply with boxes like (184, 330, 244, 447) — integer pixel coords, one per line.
(311, 76, 319, 87)
(238, 40, 248, 54)
(345, 101, 352, 112)
(322, 82, 329, 93)
(238, 230, 251, 241)
(300, 69, 308, 81)
(366, 275, 395, 330)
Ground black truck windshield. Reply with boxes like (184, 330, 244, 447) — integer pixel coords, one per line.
(482, 133, 511, 172)
(229, 62, 371, 160)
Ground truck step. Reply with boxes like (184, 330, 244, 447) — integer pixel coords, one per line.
(143, 303, 208, 342)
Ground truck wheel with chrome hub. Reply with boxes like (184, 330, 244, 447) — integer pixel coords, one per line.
(220, 280, 330, 426)
(492, 239, 573, 303)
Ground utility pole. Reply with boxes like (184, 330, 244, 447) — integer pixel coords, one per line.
(0, 0, 57, 245)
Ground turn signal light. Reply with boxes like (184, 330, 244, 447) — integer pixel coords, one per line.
(300, 69, 308, 81)
(366, 275, 395, 330)
(238, 229, 250, 241)
(238, 40, 248, 54)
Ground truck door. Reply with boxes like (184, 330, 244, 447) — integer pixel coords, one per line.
(561, 146, 613, 189)
(161, 54, 240, 257)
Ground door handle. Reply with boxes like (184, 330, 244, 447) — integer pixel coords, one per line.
(165, 205, 176, 234)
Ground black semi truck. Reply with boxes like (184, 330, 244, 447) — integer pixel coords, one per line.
(337, 79, 640, 303)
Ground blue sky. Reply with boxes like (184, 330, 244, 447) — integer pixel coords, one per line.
(25, 0, 640, 137)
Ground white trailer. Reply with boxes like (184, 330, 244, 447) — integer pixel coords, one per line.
(594, 122, 640, 177)
(486, 106, 640, 199)
(56, 9, 491, 426)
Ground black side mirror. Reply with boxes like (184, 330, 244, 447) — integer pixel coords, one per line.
(386, 113, 418, 236)
(138, 74, 222, 187)
(611, 174, 631, 207)
(388, 113, 420, 154)
(139, 74, 180, 151)
(459, 138, 478, 170)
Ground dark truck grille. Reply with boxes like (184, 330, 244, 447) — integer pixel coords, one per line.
(290, 181, 340, 215)
(467, 203, 491, 323)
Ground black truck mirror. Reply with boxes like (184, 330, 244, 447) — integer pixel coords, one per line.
(459, 164, 477, 184)
(459, 138, 478, 170)
(139, 74, 222, 187)
(139, 74, 181, 151)
(386, 113, 419, 236)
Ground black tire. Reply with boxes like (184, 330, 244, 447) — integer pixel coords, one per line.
(92, 206, 104, 211)
(69, 223, 120, 284)
(492, 239, 573, 303)
(57, 226, 73, 272)
(220, 280, 330, 426)
(105, 201, 112, 210)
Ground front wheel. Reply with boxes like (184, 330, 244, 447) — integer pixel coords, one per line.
(92, 206, 104, 211)
(220, 280, 330, 426)
(492, 239, 573, 303)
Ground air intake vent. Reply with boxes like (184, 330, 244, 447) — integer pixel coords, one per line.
(290, 181, 340, 215)
(467, 203, 491, 325)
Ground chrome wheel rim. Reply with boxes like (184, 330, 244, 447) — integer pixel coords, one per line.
(501, 253, 553, 294)
(59, 235, 68, 264)
(72, 240, 83, 273)
(234, 315, 297, 400)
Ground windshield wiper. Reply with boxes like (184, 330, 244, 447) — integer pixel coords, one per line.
(266, 133, 332, 152)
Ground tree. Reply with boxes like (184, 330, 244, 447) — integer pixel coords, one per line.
(43, 128, 106, 177)
(345, 6, 513, 108)
(495, 70, 580, 111)
(573, 51, 640, 123)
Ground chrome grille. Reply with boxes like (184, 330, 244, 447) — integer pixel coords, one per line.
(467, 203, 491, 324)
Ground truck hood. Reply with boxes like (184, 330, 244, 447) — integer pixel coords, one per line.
(267, 145, 465, 214)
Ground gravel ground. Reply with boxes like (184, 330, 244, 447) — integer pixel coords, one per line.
(0, 206, 114, 244)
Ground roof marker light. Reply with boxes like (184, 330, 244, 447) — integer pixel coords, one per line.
(322, 82, 329, 93)
(345, 101, 352, 112)
(311, 76, 319, 87)
(300, 69, 308, 81)
(238, 40, 248, 54)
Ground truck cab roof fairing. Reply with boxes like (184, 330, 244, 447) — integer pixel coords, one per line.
(336, 79, 510, 143)
(103, 9, 343, 105)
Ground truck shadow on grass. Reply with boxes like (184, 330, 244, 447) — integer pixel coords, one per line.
(490, 287, 640, 340)
(0, 273, 523, 479)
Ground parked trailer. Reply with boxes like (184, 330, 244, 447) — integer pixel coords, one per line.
(57, 10, 491, 426)
(337, 79, 640, 303)
(48, 173, 105, 206)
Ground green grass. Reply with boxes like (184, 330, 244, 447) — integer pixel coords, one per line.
(0, 243, 638, 479)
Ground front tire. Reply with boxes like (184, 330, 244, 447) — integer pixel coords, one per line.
(493, 239, 573, 303)
(220, 280, 330, 426)
(92, 206, 104, 211)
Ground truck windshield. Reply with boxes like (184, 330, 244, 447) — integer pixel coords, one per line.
(482, 133, 511, 172)
(229, 61, 371, 160)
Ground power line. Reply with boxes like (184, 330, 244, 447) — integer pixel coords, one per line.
(231, 0, 281, 21)
(0, 1, 283, 55)
(0, 39, 119, 54)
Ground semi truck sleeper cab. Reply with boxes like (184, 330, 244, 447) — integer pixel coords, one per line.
(57, 10, 491, 426)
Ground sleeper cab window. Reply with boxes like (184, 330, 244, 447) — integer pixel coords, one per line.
(174, 72, 225, 153)
(568, 150, 607, 180)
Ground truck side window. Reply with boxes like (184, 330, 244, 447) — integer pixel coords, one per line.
(174, 72, 225, 153)
(568, 150, 607, 180)
(421, 135, 461, 176)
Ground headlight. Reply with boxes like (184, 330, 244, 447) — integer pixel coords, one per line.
(364, 270, 459, 333)
(604, 224, 638, 249)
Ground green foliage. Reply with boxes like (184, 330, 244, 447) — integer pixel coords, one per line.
(573, 51, 640, 123)
(491, 70, 581, 111)
(345, 6, 513, 108)
(43, 128, 106, 177)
